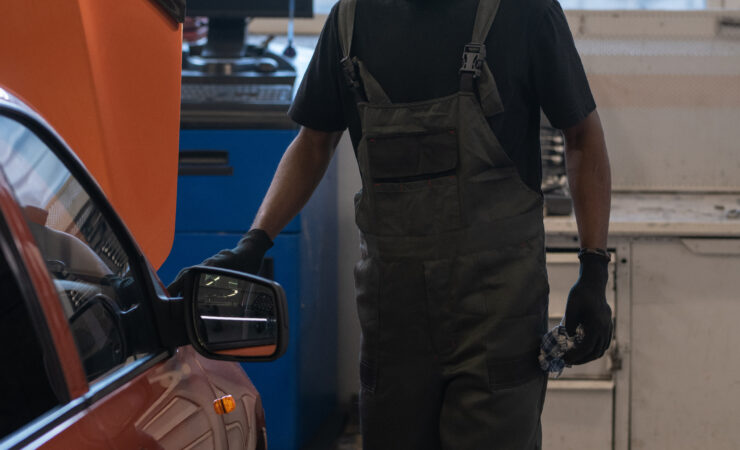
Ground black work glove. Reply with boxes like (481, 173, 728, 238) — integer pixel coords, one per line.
(562, 252, 613, 365)
(167, 229, 273, 296)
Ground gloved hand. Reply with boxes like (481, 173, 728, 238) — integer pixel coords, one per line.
(562, 251, 613, 365)
(167, 229, 273, 296)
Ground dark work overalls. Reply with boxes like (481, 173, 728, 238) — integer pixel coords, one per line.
(339, 0, 550, 448)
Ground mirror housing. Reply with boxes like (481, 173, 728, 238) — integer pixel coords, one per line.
(180, 266, 289, 362)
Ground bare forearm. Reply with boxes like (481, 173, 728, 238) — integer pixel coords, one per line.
(563, 110, 611, 250)
(252, 127, 342, 239)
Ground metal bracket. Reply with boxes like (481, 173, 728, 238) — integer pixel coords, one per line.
(609, 342, 623, 373)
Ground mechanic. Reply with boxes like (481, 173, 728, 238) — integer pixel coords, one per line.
(171, 0, 613, 448)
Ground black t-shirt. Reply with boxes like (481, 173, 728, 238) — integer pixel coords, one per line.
(288, 0, 595, 192)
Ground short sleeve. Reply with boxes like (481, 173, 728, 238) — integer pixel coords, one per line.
(530, 0, 596, 130)
(288, 4, 347, 132)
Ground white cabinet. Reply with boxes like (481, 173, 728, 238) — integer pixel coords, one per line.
(541, 249, 621, 450)
(630, 238, 740, 450)
(542, 380, 614, 450)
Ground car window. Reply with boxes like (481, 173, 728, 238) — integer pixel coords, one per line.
(0, 115, 160, 383)
(0, 248, 59, 439)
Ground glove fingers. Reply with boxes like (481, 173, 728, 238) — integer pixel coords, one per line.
(167, 268, 191, 296)
(203, 248, 262, 274)
(563, 333, 598, 365)
(562, 311, 582, 336)
(592, 335, 607, 361)
(202, 249, 236, 269)
(572, 321, 612, 364)
(601, 320, 614, 355)
(594, 320, 612, 358)
(566, 347, 593, 365)
(562, 348, 582, 366)
(570, 342, 598, 365)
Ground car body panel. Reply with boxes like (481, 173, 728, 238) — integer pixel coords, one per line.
(86, 347, 264, 450)
(34, 403, 111, 450)
(90, 347, 260, 449)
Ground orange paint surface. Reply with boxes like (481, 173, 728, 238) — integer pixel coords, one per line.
(216, 345, 278, 358)
(0, 0, 182, 268)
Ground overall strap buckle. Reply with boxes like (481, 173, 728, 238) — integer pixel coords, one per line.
(341, 56, 361, 90)
(459, 42, 486, 79)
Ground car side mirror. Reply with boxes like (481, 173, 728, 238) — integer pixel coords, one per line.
(181, 266, 289, 362)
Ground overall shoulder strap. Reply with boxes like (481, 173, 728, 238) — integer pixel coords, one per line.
(338, 0, 360, 92)
(337, 0, 392, 104)
(460, 0, 505, 116)
(338, 0, 357, 59)
(471, 0, 502, 44)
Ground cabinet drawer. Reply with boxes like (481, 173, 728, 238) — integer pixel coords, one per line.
(542, 380, 614, 450)
(176, 129, 300, 233)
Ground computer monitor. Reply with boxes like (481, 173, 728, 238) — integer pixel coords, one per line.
(187, 0, 314, 18)
(186, 0, 314, 58)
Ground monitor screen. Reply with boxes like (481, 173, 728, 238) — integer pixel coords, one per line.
(187, 0, 314, 18)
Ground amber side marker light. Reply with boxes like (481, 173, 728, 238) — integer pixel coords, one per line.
(214, 395, 236, 415)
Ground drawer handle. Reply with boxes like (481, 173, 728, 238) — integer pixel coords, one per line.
(179, 150, 233, 176)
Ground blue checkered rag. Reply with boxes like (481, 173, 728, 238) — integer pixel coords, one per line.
(538, 324, 585, 377)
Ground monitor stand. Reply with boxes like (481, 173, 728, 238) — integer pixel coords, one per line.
(183, 17, 297, 80)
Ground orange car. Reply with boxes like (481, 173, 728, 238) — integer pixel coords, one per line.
(0, 87, 288, 449)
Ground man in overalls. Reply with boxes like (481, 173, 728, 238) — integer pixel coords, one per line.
(171, 0, 613, 447)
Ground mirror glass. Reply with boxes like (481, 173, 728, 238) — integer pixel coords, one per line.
(194, 273, 278, 357)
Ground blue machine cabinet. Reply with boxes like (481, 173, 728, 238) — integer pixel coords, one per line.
(159, 129, 338, 450)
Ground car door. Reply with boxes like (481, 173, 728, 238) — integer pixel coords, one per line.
(0, 256, 111, 450)
(0, 93, 248, 448)
(0, 119, 113, 448)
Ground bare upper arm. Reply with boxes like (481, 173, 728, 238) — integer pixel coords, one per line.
(562, 109, 604, 152)
(297, 126, 344, 153)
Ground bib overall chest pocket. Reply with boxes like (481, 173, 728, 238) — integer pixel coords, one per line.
(358, 129, 463, 236)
